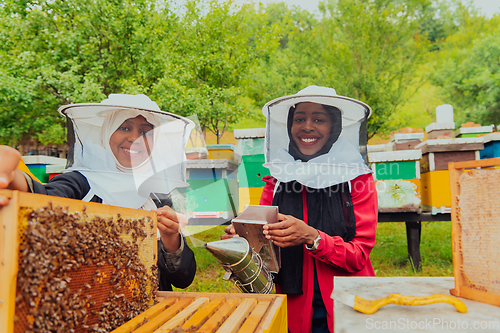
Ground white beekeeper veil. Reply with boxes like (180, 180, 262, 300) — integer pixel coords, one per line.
(59, 94, 194, 209)
(262, 85, 372, 189)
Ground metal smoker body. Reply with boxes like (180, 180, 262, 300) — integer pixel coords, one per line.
(205, 238, 274, 294)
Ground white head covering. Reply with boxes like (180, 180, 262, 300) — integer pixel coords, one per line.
(59, 94, 194, 209)
(262, 85, 372, 189)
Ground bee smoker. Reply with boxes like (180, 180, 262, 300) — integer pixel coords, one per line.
(204, 237, 274, 294)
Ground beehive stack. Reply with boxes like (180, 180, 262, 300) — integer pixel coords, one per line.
(449, 158, 500, 307)
(0, 190, 158, 333)
(111, 291, 287, 333)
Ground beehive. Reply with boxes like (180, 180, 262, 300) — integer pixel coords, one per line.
(480, 132, 500, 159)
(369, 150, 422, 213)
(0, 190, 158, 333)
(449, 158, 500, 307)
(416, 137, 483, 214)
(111, 291, 287, 333)
(185, 159, 238, 221)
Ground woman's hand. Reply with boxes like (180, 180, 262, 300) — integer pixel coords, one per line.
(221, 224, 238, 240)
(263, 213, 319, 248)
(156, 205, 181, 253)
(0, 146, 25, 207)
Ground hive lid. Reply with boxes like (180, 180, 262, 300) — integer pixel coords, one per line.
(456, 125, 494, 135)
(482, 132, 500, 144)
(22, 155, 67, 165)
(390, 132, 424, 142)
(425, 122, 455, 132)
(185, 158, 238, 170)
(206, 144, 235, 151)
(234, 128, 266, 139)
(416, 137, 484, 148)
(368, 150, 422, 163)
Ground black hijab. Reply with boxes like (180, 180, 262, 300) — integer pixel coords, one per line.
(287, 104, 343, 162)
(273, 103, 356, 294)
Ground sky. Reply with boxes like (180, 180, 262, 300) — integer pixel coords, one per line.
(231, 0, 500, 18)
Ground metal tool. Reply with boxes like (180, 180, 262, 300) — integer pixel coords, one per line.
(204, 238, 274, 294)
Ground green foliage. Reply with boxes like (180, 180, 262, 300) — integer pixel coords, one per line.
(431, 14, 500, 126)
(0, 0, 499, 145)
(0, 0, 173, 144)
(152, 0, 281, 143)
(317, 0, 431, 137)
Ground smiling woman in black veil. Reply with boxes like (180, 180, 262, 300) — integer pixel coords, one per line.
(224, 86, 378, 333)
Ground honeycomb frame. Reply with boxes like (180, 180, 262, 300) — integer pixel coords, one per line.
(0, 189, 158, 333)
(449, 157, 500, 307)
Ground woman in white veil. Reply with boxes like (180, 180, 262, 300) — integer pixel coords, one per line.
(0, 94, 196, 292)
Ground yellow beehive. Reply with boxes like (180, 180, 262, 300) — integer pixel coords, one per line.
(420, 170, 451, 209)
(238, 187, 264, 213)
(0, 190, 158, 333)
(111, 291, 287, 333)
(449, 158, 500, 307)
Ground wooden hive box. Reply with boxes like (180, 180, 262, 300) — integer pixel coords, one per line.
(368, 150, 422, 213)
(0, 189, 158, 333)
(480, 132, 500, 159)
(449, 158, 500, 307)
(416, 138, 484, 214)
(111, 291, 287, 333)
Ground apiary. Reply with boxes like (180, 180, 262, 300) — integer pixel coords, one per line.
(0, 189, 158, 333)
(415, 137, 484, 214)
(369, 150, 422, 213)
(449, 158, 500, 307)
(111, 291, 287, 333)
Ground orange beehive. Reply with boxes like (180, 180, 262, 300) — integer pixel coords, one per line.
(0, 189, 158, 333)
(111, 291, 287, 333)
(449, 158, 500, 307)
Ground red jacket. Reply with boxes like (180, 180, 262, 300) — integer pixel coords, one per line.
(260, 173, 378, 333)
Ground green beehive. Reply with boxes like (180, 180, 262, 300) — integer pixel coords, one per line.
(238, 154, 270, 188)
(185, 159, 238, 221)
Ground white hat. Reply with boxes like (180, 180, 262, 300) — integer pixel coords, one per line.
(262, 86, 372, 189)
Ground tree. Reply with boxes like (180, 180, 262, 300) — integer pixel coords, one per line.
(431, 11, 500, 126)
(0, 0, 175, 145)
(316, 0, 431, 138)
(151, 0, 281, 143)
(243, 2, 322, 119)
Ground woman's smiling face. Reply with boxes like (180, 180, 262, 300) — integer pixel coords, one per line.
(109, 115, 154, 168)
(290, 102, 332, 156)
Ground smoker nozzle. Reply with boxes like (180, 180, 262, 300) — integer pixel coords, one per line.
(205, 238, 274, 294)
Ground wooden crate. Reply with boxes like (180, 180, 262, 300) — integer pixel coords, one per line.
(449, 158, 500, 307)
(111, 291, 287, 333)
(0, 190, 157, 333)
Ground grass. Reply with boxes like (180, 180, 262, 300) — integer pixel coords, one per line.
(174, 221, 453, 292)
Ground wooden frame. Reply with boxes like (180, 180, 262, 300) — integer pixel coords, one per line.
(449, 158, 500, 307)
(0, 189, 157, 333)
(111, 291, 287, 333)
